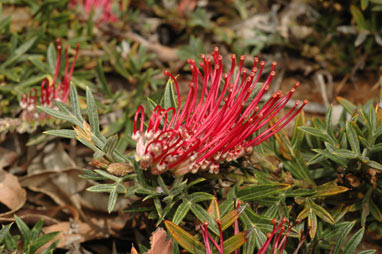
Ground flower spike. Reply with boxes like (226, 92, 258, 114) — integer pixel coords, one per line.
(133, 48, 307, 176)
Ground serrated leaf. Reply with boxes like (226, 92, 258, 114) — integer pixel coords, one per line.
(343, 227, 364, 254)
(223, 231, 247, 254)
(43, 129, 76, 139)
(237, 184, 291, 202)
(172, 200, 192, 225)
(164, 220, 205, 254)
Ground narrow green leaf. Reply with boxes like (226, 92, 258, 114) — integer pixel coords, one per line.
(188, 192, 215, 203)
(309, 199, 335, 224)
(172, 201, 192, 225)
(104, 135, 118, 159)
(43, 129, 76, 139)
(223, 231, 248, 254)
(190, 203, 219, 235)
(221, 204, 247, 231)
(312, 182, 349, 198)
(237, 184, 291, 202)
(343, 227, 364, 254)
(350, 5, 367, 29)
(94, 169, 121, 182)
(366, 160, 382, 171)
(86, 87, 104, 141)
(47, 42, 57, 74)
(361, 0, 369, 10)
(370, 199, 382, 222)
(0, 16, 11, 32)
(207, 198, 220, 220)
(1, 36, 38, 68)
(108, 185, 119, 213)
(69, 83, 83, 122)
(14, 216, 31, 246)
(333, 220, 355, 254)
(30, 232, 59, 252)
(96, 60, 112, 97)
(87, 184, 115, 193)
(346, 122, 360, 155)
(0, 223, 13, 242)
(164, 220, 205, 254)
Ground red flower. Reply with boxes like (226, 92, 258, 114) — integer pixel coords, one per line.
(20, 39, 79, 122)
(69, 0, 118, 23)
(133, 47, 308, 176)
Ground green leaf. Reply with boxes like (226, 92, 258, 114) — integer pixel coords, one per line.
(93, 169, 121, 182)
(337, 97, 357, 114)
(309, 199, 335, 224)
(30, 232, 59, 252)
(14, 216, 31, 246)
(366, 160, 382, 171)
(346, 122, 360, 155)
(47, 42, 57, 74)
(0, 16, 11, 32)
(220, 204, 247, 231)
(39, 106, 73, 124)
(87, 184, 116, 193)
(172, 200, 192, 225)
(207, 198, 220, 220)
(43, 129, 76, 139)
(343, 227, 364, 254)
(370, 199, 382, 222)
(69, 83, 83, 122)
(237, 184, 291, 202)
(86, 87, 104, 142)
(361, 0, 369, 10)
(190, 203, 219, 235)
(108, 185, 119, 213)
(223, 231, 248, 254)
(104, 135, 118, 159)
(164, 220, 205, 254)
(96, 60, 112, 97)
(1, 36, 38, 68)
(188, 192, 215, 203)
(350, 5, 368, 29)
(0, 223, 13, 243)
(333, 220, 355, 254)
(312, 182, 349, 198)
(291, 111, 305, 151)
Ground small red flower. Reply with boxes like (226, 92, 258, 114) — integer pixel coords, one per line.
(133, 47, 308, 176)
(69, 0, 118, 23)
(19, 39, 79, 122)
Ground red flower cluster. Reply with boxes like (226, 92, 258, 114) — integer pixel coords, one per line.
(19, 39, 79, 122)
(69, 0, 118, 23)
(133, 47, 308, 176)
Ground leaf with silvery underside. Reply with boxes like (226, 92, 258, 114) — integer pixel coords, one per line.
(43, 129, 77, 139)
(69, 83, 84, 123)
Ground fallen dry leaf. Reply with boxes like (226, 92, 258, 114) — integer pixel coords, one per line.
(40, 220, 105, 250)
(146, 227, 172, 254)
(0, 168, 26, 216)
(0, 147, 18, 169)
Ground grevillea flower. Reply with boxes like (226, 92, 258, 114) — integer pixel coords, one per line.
(19, 39, 79, 122)
(133, 47, 308, 176)
(69, 0, 118, 23)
